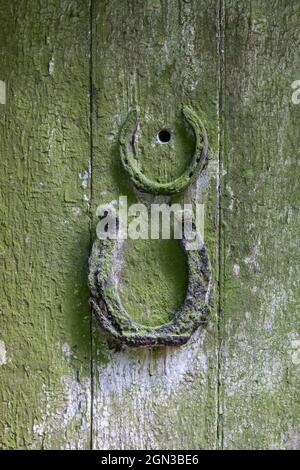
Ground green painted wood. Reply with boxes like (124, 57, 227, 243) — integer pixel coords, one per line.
(220, 0, 300, 450)
(90, 0, 219, 450)
(0, 0, 92, 449)
(0, 0, 299, 451)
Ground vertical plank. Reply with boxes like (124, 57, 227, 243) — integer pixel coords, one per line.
(221, 0, 300, 449)
(91, 0, 220, 449)
(0, 0, 91, 449)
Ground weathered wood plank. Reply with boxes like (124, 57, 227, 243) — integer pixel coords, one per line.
(0, 0, 91, 449)
(91, 0, 220, 450)
(220, 0, 300, 449)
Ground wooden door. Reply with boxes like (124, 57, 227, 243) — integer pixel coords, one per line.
(0, 0, 299, 450)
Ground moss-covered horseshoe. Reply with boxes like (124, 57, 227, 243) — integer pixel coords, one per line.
(89, 231, 211, 347)
(119, 105, 208, 195)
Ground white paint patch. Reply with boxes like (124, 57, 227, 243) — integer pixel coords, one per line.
(47, 126, 55, 165)
(32, 373, 91, 449)
(61, 342, 72, 359)
(224, 281, 296, 399)
(290, 339, 300, 366)
(71, 207, 81, 216)
(285, 156, 300, 166)
(227, 185, 234, 211)
(93, 328, 211, 449)
(233, 264, 240, 277)
(48, 58, 54, 76)
(279, 424, 300, 450)
(79, 170, 89, 189)
(0, 80, 6, 104)
(244, 241, 261, 271)
(0, 340, 7, 365)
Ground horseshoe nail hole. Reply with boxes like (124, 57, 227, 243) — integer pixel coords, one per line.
(157, 129, 171, 144)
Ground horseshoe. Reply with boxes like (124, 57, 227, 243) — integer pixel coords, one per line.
(89, 231, 211, 347)
(119, 106, 208, 195)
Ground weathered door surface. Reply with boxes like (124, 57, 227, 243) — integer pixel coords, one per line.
(0, 0, 299, 450)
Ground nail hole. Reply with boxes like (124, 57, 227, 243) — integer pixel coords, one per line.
(157, 129, 171, 144)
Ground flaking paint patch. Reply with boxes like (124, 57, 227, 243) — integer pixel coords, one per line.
(224, 281, 296, 398)
(243, 241, 262, 272)
(31, 373, 91, 450)
(71, 207, 82, 216)
(227, 186, 234, 211)
(93, 328, 212, 449)
(61, 342, 73, 359)
(290, 339, 300, 366)
(0, 340, 7, 365)
(79, 170, 89, 189)
(97, 329, 208, 394)
(195, 156, 217, 200)
(233, 264, 240, 277)
(278, 425, 300, 450)
(48, 58, 54, 75)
